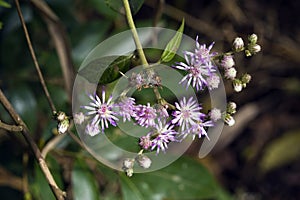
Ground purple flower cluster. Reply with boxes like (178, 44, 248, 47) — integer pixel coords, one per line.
(174, 37, 220, 91)
(80, 89, 214, 154)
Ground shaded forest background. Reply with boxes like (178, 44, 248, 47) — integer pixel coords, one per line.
(0, 0, 300, 199)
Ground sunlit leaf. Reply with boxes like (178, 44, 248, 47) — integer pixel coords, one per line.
(160, 19, 185, 63)
(120, 156, 231, 200)
(72, 159, 100, 200)
(0, 0, 11, 8)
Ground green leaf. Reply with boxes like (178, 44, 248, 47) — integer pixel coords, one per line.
(105, 0, 144, 15)
(78, 54, 133, 84)
(99, 55, 133, 85)
(260, 129, 300, 173)
(120, 156, 231, 200)
(0, 0, 11, 8)
(72, 159, 100, 200)
(160, 19, 185, 63)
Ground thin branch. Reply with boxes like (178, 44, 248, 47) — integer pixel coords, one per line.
(41, 134, 67, 158)
(0, 88, 66, 200)
(15, 0, 56, 113)
(122, 0, 149, 66)
(0, 120, 23, 132)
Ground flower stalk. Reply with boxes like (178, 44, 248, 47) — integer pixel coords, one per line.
(122, 0, 148, 66)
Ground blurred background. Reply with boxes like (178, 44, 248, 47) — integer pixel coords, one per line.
(1, 0, 300, 199)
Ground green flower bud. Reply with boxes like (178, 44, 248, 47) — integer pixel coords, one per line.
(58, 119, 69, 134)
(224, 114, 235, 126)
(241, 73, 251, 84)
(227, 102, 237, 114)
(248, 34, 258, 44)
(233, 79, 243, 92)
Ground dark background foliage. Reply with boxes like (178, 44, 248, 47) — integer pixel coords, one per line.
(0, 0, 300, 199)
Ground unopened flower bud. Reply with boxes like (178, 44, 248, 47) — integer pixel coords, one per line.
(233, 79, 243, 92)
(251, 44, 261, 54)
(58, 119, 69, 134)
(224, 67, 237, 80)
(125, 168, 133, 177)
(221, 55, 235, 69)
(233, 37, 244, 52)
(123, 158, 134, 169)
(123, 158, 135, 177)
(227, 102, 237, 114)
(246, 44, 261, 57)
(241, 73, 251, 84)
(248, 34, 258, 44)
(56, 111, 66, 121)
(136, 154, 152, 169)
(224, 114, 235, 126)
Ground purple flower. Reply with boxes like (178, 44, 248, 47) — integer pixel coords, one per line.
(82, 90, 118, 133)
(148, 121, 178, 154)
(171, 97, 202, 131)
(174, 37, 219, 91)
(155, 104, 169, 119)
(139, 135, 152, 150)
(174, 51, 217, 91)
(134, 103, 157, 127)
(85, 122, 100, 136)
(117, 96, 136, 122)
(129, 72, 144, 89)
(183, 119, 214, 140)
(194, 37, 217, 64)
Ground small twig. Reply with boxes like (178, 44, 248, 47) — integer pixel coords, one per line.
(0, 120, 23, 132)
(15, 0, 56, 113)
(41, 134, 67, 158)
(0, 88, 66, 200)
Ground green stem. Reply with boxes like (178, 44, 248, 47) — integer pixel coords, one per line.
(122, 0, 148, 66)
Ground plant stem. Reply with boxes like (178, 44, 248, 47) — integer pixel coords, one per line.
(0, 120, 23, 132)
(15, 0, 56, 113)
(0, 88, 66, 200)
(122, 0, 148, 66)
